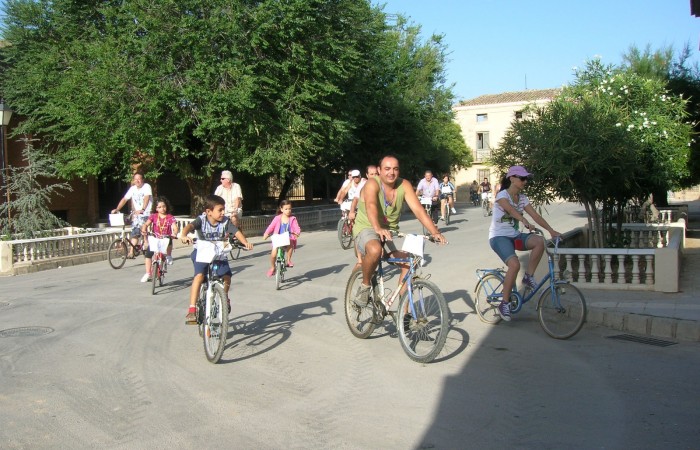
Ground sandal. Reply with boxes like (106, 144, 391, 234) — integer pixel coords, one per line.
(286, 262, 294, 268)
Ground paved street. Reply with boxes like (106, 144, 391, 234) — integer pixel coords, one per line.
(1, 201, 699, 449)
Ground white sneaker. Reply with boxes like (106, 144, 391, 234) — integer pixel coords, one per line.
(140, 273, 151, 283)
(166, 256, 173, 265)
(451, 207, 456, 214)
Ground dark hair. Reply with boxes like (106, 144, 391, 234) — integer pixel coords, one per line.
(277, 199, 292, 215)
(204, 194, 226, 211)
(155, 196, 172, 214)
(499, 174, 511, 192)
(378, 154, 399, 167)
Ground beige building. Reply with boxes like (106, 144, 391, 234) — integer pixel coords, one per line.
(452, 88, 560, 196)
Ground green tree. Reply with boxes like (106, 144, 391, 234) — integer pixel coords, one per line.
(492, 59, 692, 247)
(1, 1, 469, 214)
(0, 0, 385, 211)
(622, 43, 700, 191)
(0, 137, 72, 238)
(341, 15, 471, 180)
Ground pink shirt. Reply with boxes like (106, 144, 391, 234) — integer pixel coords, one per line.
(264, 215, 301, 246)
(148, 213, 176, 238)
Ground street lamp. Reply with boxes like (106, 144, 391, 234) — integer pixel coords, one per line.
(0, 99, 13, 227)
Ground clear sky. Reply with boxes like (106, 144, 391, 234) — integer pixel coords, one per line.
(375, 0, 700, 102)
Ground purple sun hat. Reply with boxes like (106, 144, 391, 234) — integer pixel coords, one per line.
(506, 165, 533, 178)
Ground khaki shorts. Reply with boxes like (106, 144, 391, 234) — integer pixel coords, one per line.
(355, 228, 398, 257)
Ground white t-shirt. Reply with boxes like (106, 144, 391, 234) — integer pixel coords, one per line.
(124, 183, 153, 219)
(489, 190, 530, 239)
(215, 183, 243, 215)
(347, 179, 366, 201)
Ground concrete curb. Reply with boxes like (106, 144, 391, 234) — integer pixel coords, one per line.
(586, 306, 700, 342)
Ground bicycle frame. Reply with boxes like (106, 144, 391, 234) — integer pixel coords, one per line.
(475, 233, 563, 312)
(375, 252, 423, 319)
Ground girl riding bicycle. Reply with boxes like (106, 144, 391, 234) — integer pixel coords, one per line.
(263, 200, 301, 277)
(140, 197, 178, 282)
(489, 165, 560, 322)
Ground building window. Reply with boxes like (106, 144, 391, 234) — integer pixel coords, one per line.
(477, 169, 490, 183)
(476, 113, 488, 122)
(475, 132, 491, 162)
(515, 111, 523, 120)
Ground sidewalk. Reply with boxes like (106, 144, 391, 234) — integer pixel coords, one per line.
(580, 199, 700, 342)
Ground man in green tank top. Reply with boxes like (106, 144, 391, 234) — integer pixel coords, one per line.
(352, 155, 447, 306)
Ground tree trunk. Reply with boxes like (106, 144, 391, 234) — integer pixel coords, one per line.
(278, 174, 296, 203)
(186, 176, 214, 217)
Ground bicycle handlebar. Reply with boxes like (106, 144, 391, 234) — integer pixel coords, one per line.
(527, 228, 562, 252)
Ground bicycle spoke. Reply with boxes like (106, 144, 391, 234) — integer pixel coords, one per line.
(397, 279, 449, 363)
(537, 283, 587, 339)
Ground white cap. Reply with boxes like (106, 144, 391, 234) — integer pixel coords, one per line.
(350, 169, 361, 177)
(221, 170, 233, 180)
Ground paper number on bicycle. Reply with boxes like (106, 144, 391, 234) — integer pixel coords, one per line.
(271, 232, 291, 249)
(109, 214, 125, 227)
(196, 240, 226, 263)
(147, 236, 170, 253)
(401, 234, 424, 257)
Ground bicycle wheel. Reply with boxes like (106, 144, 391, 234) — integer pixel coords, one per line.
(151, 261, 158, 295)
(337, 219, 353, 250)
(203, 283, 228, 363)
(343, 267, 376, 339)
(197, 283, 206, 337)
(537, 282, 587, 339)
(158, 260, 166, 286)
(275, 259, 284, 290)
(422, 205, 431, 235)
(229, 240, 241, 260)
(107, 238, 128, 269)
(482, 199, 489, 217)
(444, 205, 451, 225)
(397, 279, 449, 363)
(474, 273, 505, 324)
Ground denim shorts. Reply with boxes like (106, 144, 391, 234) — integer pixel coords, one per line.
(190, 250, 232, 278)
(355, 228, 398, 257)
(489, 233, 534, 264)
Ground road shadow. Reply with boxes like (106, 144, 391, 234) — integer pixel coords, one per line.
(220, 296, 334, 363)
(273, 263, 350, 290)
(151, 277, 190, 295)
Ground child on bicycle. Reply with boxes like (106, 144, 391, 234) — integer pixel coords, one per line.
(489, 165, 560, 322)
(179, 195, 253, 325)
(140, 196, 178, 282)
(438, 174, 457, 220)
(263, 200, 301, 277)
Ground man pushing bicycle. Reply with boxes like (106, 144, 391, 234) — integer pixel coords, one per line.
(351, 155, 447, 307)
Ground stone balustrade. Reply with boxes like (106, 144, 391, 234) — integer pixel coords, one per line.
(552, 222, 685, 292)
(0, 205, 341, 275)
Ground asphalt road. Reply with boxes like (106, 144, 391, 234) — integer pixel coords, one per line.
(1, 201, 698, 449)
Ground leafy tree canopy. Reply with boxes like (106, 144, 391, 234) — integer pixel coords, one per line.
(492, 58, 692, 246)
(0, 0, 470, 210)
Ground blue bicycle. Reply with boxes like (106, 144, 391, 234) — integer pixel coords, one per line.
(344, 233, 449, 363)
(474, 229, 587, 339)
